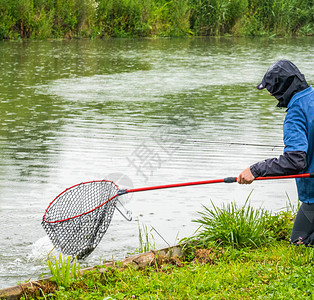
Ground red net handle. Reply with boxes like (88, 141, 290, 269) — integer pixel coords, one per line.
(120, 173, 314, 195)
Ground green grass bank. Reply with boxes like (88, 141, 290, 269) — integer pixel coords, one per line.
(0, 0, 313, 40)
(19, 200, 314, 299)
(24, 243, 314, 299)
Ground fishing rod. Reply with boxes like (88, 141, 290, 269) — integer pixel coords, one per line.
(190, 140, 284, 149)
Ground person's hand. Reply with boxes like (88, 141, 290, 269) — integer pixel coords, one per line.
(237, 167, 255, 184)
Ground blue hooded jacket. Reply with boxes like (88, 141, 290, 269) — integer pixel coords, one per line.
(284, 86, 314, 203)
(251, 60, 314, 203)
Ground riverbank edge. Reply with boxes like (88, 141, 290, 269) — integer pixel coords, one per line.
(0, 245, 183, 300)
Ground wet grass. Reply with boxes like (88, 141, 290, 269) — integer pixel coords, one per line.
(181, 198, 295, 261)
(21, 201, 314, 299)
(190, 198, 272, 248)
(22, 242, 314, 299)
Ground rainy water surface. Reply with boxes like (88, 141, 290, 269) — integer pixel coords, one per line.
(0, 37, 313, 288)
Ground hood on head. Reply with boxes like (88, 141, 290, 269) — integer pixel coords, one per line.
(256, 60, 309, 107)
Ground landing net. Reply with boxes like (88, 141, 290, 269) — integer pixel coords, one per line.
(42, 180, 119, 259)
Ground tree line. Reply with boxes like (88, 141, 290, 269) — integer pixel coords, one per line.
(0, 0, 313, 39)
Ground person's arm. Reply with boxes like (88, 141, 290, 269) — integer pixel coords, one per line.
(250, 151, 307, 177)
(237, 151, 307, 184)
(238, 99, 308, 185)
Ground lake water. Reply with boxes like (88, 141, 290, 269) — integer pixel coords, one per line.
(0, 37, 313, 288)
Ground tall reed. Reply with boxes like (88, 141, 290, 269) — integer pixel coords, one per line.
(0, 0, 313, 39)
(47, 254, 80, 288)
(136, 221, 156, 253)
(191, 199, 271, 249)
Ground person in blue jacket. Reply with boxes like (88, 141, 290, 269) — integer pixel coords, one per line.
(237, 59, 314, 245)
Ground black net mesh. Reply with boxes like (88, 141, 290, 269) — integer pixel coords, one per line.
(42, 181, 119, 259)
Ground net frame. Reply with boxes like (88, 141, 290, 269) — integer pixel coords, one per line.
(42, 180, 120, 259)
